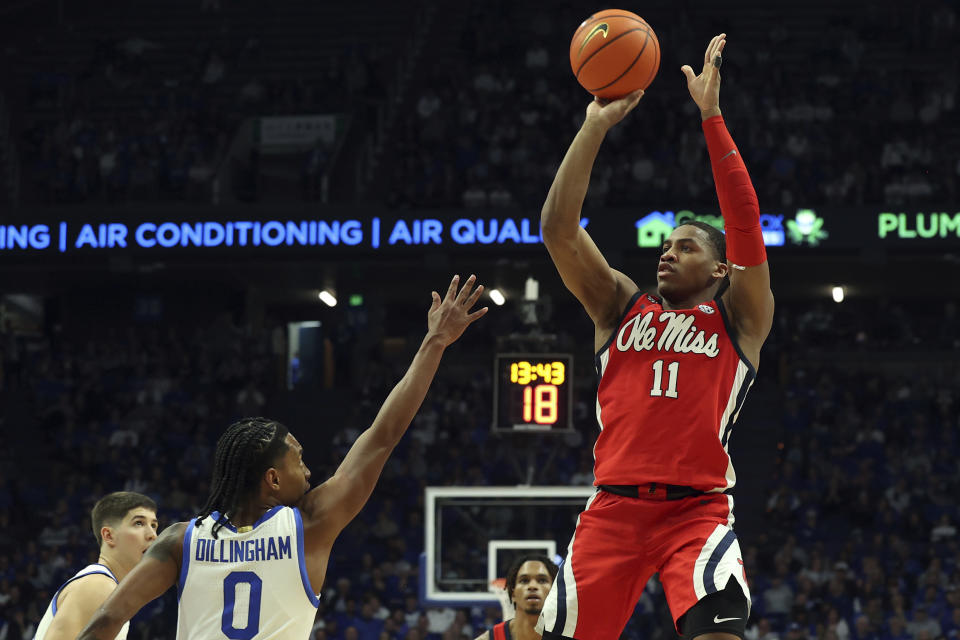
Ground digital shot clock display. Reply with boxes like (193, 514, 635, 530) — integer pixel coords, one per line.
(493, 354, 573, 432)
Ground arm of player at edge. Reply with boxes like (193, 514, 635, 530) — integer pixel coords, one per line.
(77, 522, 186, 640)
(42, 574, 116, 640)
(682, 34, 774, 362)
(540, 89, 645, 328)
(297, 275, 488, 545)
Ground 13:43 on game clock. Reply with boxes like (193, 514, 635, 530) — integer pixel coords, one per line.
(493, 354, 573, 432)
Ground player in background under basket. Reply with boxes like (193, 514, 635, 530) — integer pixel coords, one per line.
(476, 554, 559, 640)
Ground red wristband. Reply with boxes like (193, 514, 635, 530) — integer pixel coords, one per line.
(702, 116, 766, 267)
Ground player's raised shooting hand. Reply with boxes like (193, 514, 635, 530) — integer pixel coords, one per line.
(427, 274, 488, 346)
(584, 89, 644, 132)
(681, 33, 725, 119)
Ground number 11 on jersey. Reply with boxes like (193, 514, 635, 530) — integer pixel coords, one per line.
(650, 360, 679, 398)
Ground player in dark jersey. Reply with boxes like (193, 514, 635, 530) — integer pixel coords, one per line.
(76, 275, 487, 640)
(475, 555, 558, 640)
(537, 35, 774, 640)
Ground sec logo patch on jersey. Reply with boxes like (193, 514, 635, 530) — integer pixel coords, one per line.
(699, 304, 715, 314)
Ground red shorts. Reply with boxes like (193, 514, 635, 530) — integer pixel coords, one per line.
(536, 489, 752, 639)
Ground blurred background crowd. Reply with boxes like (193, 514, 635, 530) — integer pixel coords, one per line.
(0, 0, 957, 639)
(0, 0, 957, 209)
(0, 293, 957, 640)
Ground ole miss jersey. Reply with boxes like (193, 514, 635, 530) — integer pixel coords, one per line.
(491, 620, 513, 640)
(593, 292, 756, 491)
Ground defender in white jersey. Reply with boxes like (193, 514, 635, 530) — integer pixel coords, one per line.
(177, 506, 317, 639)
(79, 275, 488, 640)
(34, 492, 158, 640)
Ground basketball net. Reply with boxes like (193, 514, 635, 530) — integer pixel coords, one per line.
(489, 577, 515, 620)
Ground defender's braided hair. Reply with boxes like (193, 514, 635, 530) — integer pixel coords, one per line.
(196, 417, 290, 538)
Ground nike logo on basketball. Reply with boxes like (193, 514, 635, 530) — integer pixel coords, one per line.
(714, 615, 741, 623)
(720, 149, 738, 161)
(579, 23, 609, 55)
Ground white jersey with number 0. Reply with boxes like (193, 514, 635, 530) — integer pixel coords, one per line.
(177, 505, 320, 640)
(34, 563, 129, 640)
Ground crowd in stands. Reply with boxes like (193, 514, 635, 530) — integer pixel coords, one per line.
(770, 300, 959, 353)
(9, 8, 389, 204)
(0, 292, 956, 640)
(2, 1, 957, 638)
(6, 1, 958, 208)
(20, 86, 234, 204)
(388, 1, 959, 210)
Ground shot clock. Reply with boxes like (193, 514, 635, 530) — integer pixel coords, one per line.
(493, 353, 573, 432)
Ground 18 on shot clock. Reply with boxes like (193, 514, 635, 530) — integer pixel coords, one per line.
(493, 353, 573, 432)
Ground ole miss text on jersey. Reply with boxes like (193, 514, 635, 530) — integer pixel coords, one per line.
(593, 292, 756, 491)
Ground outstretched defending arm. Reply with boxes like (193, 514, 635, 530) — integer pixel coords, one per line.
(540, 91, 644, 328)
(682, 35, 774, 356)
(298, 275, 487, 545)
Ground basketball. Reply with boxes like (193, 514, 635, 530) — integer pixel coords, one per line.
(569, 9, 661, 99)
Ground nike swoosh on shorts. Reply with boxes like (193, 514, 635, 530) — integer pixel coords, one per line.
(720, 149, 738, 161)
(714, 615, 742, 623)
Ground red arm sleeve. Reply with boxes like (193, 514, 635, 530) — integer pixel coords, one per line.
(702, 115, 766, 267)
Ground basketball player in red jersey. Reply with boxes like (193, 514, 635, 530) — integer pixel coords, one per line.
(537, 35, 773, 640)
(475, 555, 558, 640)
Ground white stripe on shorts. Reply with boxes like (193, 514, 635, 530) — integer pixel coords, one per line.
(537, 491, 598, 638)
(691, 523, 752, 610)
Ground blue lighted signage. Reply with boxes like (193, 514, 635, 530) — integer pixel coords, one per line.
(3, 208, 952, 258)
(0, 216, 588, 253)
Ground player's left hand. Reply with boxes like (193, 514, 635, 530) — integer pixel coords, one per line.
(427, 274, 488, 346)
(681, 33, 726, 116)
